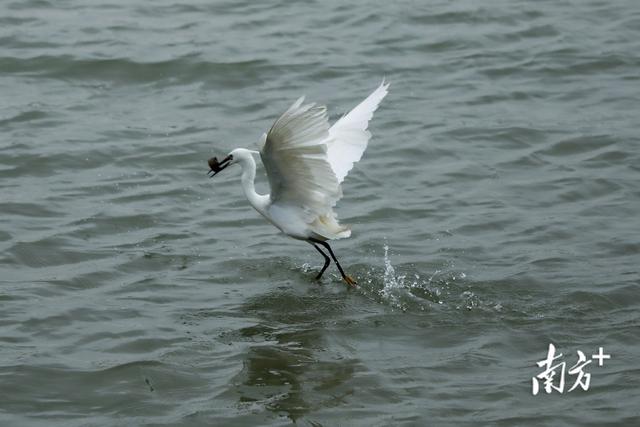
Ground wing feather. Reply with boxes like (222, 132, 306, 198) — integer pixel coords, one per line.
(327, 80, 389, 183)
(260, 98, 341, 220)
(258, 82, 388, 237)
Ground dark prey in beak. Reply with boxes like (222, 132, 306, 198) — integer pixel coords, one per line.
(207, 155, 232, 177)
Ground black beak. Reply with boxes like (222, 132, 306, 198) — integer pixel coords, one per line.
(207, 155, 232, 178)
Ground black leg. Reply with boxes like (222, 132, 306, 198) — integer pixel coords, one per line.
(309, 238, 357, 286)
(312, 243, 331, 280)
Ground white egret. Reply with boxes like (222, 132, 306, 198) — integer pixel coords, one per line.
(208, 81, 389, 286)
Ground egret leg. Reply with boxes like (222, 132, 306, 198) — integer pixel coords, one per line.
(311, 244, 331, 280)
(309, 238, 357, 287)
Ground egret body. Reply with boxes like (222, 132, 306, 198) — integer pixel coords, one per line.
(208, 81, 389, 286)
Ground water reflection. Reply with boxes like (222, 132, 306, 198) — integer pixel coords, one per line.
(231, 288, 359, 422)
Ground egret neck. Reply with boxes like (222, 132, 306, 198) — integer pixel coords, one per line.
(236, 149, 269, 216)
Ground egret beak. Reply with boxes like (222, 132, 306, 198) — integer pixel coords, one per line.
(207, 155, 232, 177)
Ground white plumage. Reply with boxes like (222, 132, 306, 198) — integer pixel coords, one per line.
(328, 81, 390, 183)
(209, 80, 389, 285)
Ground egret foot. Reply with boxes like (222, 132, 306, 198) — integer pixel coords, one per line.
(309, 238, 356, 287)
(344, 275, 357, 287)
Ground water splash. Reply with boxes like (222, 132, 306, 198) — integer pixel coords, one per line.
(379, 243, 413, 310)
(361, 241, 477, 313)
(299, 240, 480, 313)
(372, 242, 442, 311)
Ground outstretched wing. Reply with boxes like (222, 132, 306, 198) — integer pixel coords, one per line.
(327, 80, 389, 183)
(260, 97, 341, 220)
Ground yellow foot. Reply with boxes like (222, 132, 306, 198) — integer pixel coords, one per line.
(344, 275, 357, 287)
